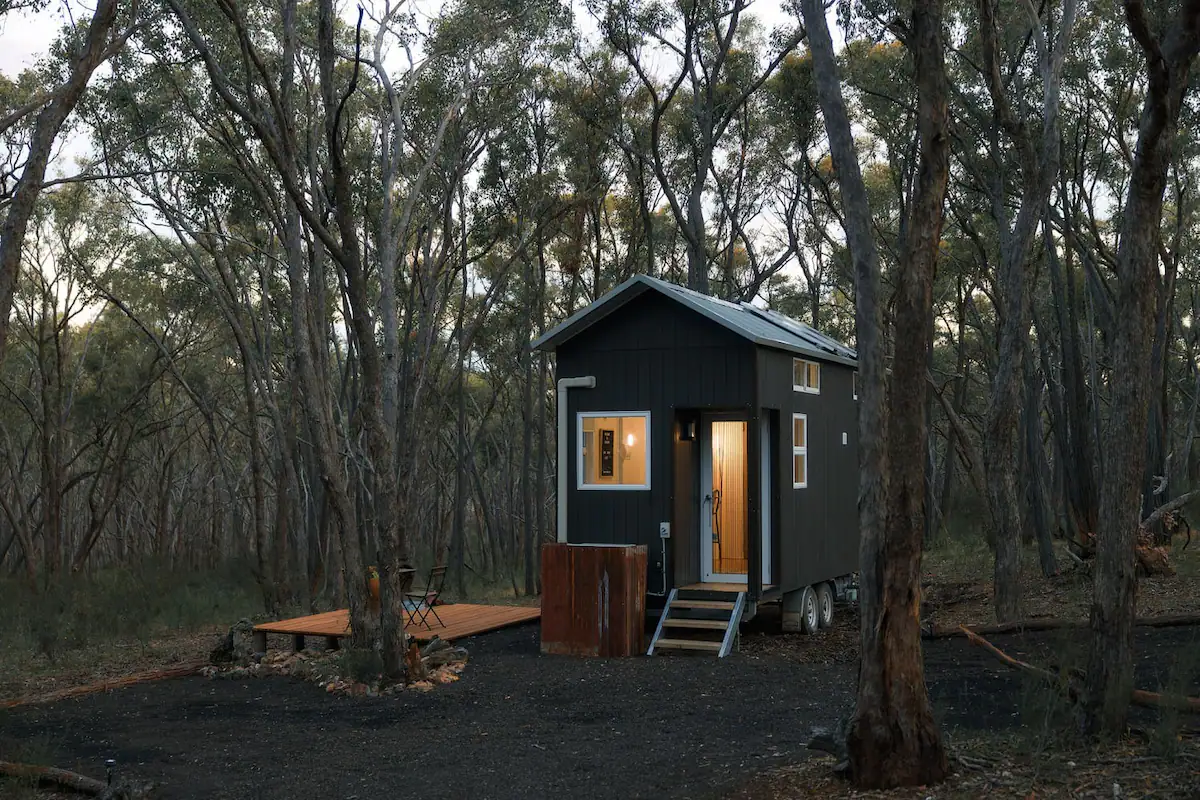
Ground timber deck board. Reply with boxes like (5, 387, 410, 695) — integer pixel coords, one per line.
(253, 604, 540, 644)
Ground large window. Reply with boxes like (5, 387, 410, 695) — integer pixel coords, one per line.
(793, 358, 820, 394)
(792, 413, 808, 489)
(579, 412, 650, 490)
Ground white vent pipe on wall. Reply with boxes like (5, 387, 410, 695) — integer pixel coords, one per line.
(557, 376, 596, 543)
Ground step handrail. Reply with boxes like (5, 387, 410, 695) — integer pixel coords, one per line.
(717, 592, 745, 658)
(647, 588, 677, 655)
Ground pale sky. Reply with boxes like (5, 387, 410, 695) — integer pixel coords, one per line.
(0, 5, 65, 75)
(0, 0, 824, 77)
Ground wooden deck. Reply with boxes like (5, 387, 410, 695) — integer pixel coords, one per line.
(678, 582, 776, 592)
(252, 604, 540, 650)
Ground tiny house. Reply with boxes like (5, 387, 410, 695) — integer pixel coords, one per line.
(532, 275, 859, 650)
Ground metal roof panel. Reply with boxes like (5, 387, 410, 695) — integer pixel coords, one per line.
(531, 274, 857, 366)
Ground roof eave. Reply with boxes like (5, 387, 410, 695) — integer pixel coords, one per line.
(529, 274, 650, 352)
(757, 338, 858, 367)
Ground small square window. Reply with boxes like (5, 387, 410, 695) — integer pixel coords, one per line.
(793, 358, 820, 394)
(578, 412, 651, 490)
(792, 413, 808, 488)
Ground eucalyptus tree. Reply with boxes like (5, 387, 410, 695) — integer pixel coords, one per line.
(1083, 0, 1200, 737)
(704, 39, 799, 302)
(90, 1, 353, 608)
(799, 0, 952, 787)
(590, 0, 803, 294)
(129, 0, 394, 659)
(941, 0, 1078, 619)
(759, 52, 833, 325)
(0, 0, 135, 360)
(0, 183, 239, 583)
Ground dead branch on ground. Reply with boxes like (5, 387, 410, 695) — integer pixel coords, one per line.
(924, 613, 1200, 639)
(0, 760, 106, 794)
(0, 760, 153, 798)
(960, 625, 1200, 714)
(0, 661, 205, 710)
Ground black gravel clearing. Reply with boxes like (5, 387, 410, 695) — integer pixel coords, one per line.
(2, 621, 1199, 800)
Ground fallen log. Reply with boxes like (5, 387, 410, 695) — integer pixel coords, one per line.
(924, 613, 1200, 639)
(1131, 689, 1200, 714)
(0, 760, 106, 795)
(1, 660, 205, 710)
(960, 625, 1200, 715)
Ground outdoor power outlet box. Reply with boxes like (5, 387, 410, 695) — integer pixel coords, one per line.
(659, 522, 670, 538)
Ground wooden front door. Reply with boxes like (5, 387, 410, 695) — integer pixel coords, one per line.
(700, 417, 749, 581)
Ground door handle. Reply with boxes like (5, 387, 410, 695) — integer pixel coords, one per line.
(711, 489, 721, 544)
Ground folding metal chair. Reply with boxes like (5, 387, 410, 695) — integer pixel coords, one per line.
(405, 565, 448, 629)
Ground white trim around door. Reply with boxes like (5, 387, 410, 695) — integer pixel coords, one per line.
(700, 414, 749, 583)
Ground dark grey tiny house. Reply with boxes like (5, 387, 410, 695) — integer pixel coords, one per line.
(532, 275, 859, 642)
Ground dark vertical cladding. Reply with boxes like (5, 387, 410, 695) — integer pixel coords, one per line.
(541, 278, 859, 602)
(757, 348, 860, 593)
(557, 291, 755, 565)
(672, 411, 700, 586)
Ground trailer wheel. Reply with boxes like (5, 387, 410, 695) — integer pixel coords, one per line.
(816, 583, 834, 628)
(800, 586, 820, 635)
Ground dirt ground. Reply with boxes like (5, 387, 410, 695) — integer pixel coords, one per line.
(3, 615, 1200, 800)
(4, 541, 1200, 798)
(918, 535, 1200, 631)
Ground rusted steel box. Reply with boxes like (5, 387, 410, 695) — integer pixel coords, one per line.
(540, 543, 647, 657)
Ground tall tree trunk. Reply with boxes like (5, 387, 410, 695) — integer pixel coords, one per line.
(244, 357, 274, 608)
(686, 179, 708, 294)
(1047, 213, 1099, 540)
(978, 0, 1077, 622)
(1140, 248, 1178, 529)
(535, 224, 550, 594)
(316, 0, 409, 679)
(282, 200, 368, 643)
(800, 0, 949, 788)
(521, 254, 536, 596)
(37, 304, 64, 578)
(451, 257, 469, 600)
(1085, 1, 1200, 736)
(1023, 347, 1059, 577)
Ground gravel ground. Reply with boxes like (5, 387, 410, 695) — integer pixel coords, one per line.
(3, 619, 1199, 800)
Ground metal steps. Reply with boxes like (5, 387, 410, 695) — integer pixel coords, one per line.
(647, 588, 746, 658)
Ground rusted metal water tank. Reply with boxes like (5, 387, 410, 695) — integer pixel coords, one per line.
(540, 543, 647, 656)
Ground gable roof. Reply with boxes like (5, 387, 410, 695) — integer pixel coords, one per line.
(531, 274, 857, 366)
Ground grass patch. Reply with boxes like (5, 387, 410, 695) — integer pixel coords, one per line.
(924, 535, 994, 586)
(0, 558, 262, 702)
(436, 569, 541, 607)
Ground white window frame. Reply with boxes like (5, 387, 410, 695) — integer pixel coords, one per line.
(793, 358, 821, 394)
(853, 371, 858, 400)
(792, 412, 808, 489)
(577, 411, 651, 491)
